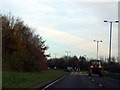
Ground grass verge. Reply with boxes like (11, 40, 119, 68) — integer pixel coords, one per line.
(104, 72, 120, 80)
(3, 70, 69, 88)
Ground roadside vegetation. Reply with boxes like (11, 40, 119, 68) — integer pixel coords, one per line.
(47, 56, 89, 71)
(2, 13, 49, 72)
(104, 72, 120, 80)
(3, 70, 69, 88)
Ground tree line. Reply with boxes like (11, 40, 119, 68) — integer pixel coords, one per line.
(1, 13, 49, 72)
(47, 56, 89, 70)
(47, 56, 120, 73)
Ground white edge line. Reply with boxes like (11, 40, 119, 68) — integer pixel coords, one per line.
(42, 77, 64, 90)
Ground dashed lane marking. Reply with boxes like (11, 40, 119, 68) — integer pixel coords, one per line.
(99, 84, 103, 87)
(92, 79, 94, 82)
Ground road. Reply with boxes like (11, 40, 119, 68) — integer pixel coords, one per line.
(41, 72, 120, 89)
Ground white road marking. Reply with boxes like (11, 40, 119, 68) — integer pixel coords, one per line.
(42, 77, 64, 90)
(92, 79, 94, 82)
(99, 84, 103, 87)
(88, 77, 91, 79)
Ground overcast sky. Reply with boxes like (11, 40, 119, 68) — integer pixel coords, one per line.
(0, 0, 119, 59)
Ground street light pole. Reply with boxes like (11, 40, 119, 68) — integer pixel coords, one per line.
(109, 22, 112, 67)
(54, 53, 57, 59)
(97, 41, 99, 60)
(104, 20, 119, 72)
(65, 51, 70, 60)
(94, 40, 102, 60)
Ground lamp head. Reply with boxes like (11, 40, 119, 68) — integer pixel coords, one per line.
(115, 21, 119, 23)
(104, 20, 107, 22)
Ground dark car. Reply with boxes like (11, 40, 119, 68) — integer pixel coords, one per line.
(88, 59, 103, 77)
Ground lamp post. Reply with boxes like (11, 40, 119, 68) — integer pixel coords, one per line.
(104, 20, 119, 72)
(94, 40, 102, 59)
(54, 53, 57, 59)
(65, 51, 70, 60)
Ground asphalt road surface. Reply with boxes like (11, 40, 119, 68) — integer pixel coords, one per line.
(41, 72, 120, 89)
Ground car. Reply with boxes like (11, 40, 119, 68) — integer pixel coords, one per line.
(66, 66, 72, 72)
(88, 59, 103, 77)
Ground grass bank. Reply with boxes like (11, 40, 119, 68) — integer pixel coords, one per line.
(104, 72, 120, 80)
(3, 70, 69, 88)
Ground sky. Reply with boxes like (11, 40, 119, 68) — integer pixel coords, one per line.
(0, 0, 119, 59)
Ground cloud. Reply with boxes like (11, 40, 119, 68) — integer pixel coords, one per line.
(38, 26, 84, 44)
(37, 26, 112, 57)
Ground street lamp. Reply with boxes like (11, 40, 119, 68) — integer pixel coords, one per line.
(54, 53, 57, 59)
(94, 40, 102, 60)
(65, 51, 70, 60)
(65, 51, 70, 57)
(104, 20, 119, 72)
